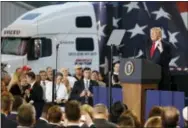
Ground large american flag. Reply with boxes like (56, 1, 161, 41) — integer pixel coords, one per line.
(94, 2, 188, 74)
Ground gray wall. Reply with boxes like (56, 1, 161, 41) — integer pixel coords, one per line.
(1, 2, 35, 30)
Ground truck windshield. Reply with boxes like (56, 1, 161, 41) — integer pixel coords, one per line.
(1, 38, 28, 56)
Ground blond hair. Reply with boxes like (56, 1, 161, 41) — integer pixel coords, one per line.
(81, 104, 94, 119)
(144, 116, 162, 128)
(150, 27, 162, 38)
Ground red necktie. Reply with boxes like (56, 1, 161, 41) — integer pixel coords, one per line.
(150, 42, 156, 58)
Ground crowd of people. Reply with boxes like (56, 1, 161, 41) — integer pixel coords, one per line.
(1, 63, 188, 128)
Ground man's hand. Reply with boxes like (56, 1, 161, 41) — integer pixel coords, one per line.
(80, 90, 86, 97)
(86, 90, 93, 97)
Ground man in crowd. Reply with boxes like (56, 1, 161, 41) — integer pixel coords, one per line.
(161, 106, 180, 128)
(7, 96, 24, 122)
(47, 105, 63, 127)
(70, 67, 98, 105)
(1, 92, 17, 128)
(183, 106, 188, 128)
(17, 104, 36, 128)
(74, 65, 83, 81)
(39, 70, 50, 101)
(93, 104, 117, 128)
(25, 72, 44, 118)
(46, 67, 53, 81)
(35, 103, 54, 128)
(65, 100, 81, 128)
(45, 73, 69, 104)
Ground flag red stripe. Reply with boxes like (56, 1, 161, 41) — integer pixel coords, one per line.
(176, 2, 188, 12)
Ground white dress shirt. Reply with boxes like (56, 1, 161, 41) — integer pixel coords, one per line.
(84, 78, 90, 90)
(45, 82, 68, 102)
(67, 76, 77, 88)
(40, 80, 50, 101)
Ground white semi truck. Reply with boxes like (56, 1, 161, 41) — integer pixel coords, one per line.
(1, 2, 100, 74)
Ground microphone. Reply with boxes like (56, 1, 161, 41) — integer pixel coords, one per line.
(133, 47, 137, 59)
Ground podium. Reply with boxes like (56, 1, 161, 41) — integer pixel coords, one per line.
(119, 58, 161, 123)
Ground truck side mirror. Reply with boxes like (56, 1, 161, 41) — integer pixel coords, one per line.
(27, 39, 41, 60)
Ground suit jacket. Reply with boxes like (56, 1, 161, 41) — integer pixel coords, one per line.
(26, 82, 44, 103)
(70, 79, 98, 105)
(1, 113, 17, 128)
(34, 119, 52, 128)
(7, 112, 17, 122)
(145, 40, 172, 69)
(145, 39, 172, 90)
(93, 119, 117, 128)
(26, 82, 44, 119)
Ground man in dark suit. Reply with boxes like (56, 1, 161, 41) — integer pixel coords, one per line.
(1, 92, 17, 128)
(25, 71, 44, 118)
(93, 104, 117, 128)
(7, 96, 23, 122)
(145, 27, 172, 90)
(17, 104, 36, 128)
(34, 103, 54, 128)
(70, 67, 98, 106)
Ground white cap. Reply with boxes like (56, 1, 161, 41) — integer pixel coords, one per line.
(183, 106, 188, 121)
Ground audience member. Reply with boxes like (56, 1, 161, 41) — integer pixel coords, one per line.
(112, 62, 120, 86)
(17, 104, 36, 128)
(144, 116, 162, 128)
(109, 101, 127, 124)
(46, 67, 53, 81)
(183, 106, 188, 127)
(46, 73, 69, 104)
(25, 71, 44, 119)
(39, 70, 50, 101)
(70, 67, 98, 106)
(121, 110, 141, 128)
(81, 104, 94, 120)
(62, 77, 72, 99)
(117, 115, 135, 128)
(65, 100, 81, 128)
(35, 103, 54, 128)
(161, 106, 180, 128)
(61, 67, 77, 88)
(148, 106, 163, 118)
(47, 105, 63, 127)
(91, 70, 106, 87)
(7, 96, 24, 122)
(93, 104, 117, 128)
(74, 65, 83, 80)
(1, 92, 17, 128)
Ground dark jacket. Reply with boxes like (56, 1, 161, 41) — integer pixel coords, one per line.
(26, 82, 44, 119)
(34, 119, 52, 128)
(70, 79, 98, 106)
(7, 112, 17, 122)
(1, 113, 17, 128)
(145, 40, 172, 90)
(93, 119, 117, 128)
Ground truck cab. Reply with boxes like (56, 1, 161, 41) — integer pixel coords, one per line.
(1, 2, 99, 74)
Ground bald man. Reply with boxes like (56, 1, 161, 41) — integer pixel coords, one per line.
(161, 106, 180, 128)
(145, 27, 172, 90)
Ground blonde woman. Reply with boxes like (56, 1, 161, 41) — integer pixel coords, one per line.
(144, 116, 162, 128)
(62, 77, 72, 100)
